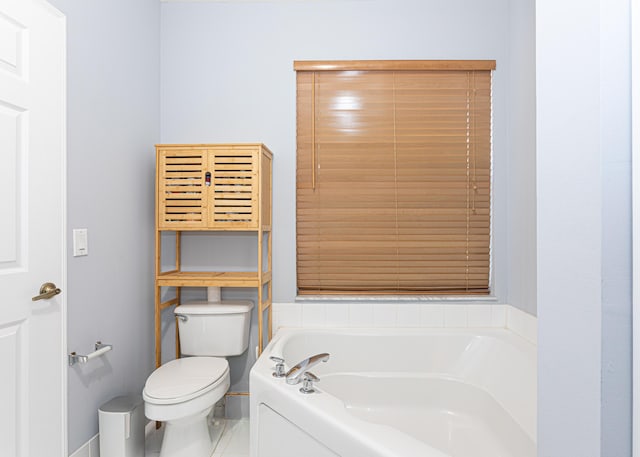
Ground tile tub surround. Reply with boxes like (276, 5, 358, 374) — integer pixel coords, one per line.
(272, 303, 536, 345)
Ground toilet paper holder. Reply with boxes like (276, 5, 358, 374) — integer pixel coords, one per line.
(69, 341, 113, 366)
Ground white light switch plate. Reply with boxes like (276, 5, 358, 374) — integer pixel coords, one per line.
(73, 228, 88, 256)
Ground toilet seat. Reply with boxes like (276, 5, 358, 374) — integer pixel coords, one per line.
(143, 357, 229, 405)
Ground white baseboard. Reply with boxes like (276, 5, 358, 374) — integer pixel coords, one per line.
(69, 421, 156, 457)
(68, 434, 99, 457)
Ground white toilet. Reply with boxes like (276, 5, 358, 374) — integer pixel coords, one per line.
(143, 300, 253, 457)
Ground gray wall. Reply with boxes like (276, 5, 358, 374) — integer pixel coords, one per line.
(506, 0, 537, 315)
(48, 0, 633, 454)
(47, 0, 160, 453)
(599, 0, 632, 454)
(160, 0, 530, 310)
(536, 0, 632, 455)
(158, 0, 538, 432)
(536, 0, 602, 451)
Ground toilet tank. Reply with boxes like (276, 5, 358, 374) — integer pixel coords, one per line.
(174, 300, 253, 357)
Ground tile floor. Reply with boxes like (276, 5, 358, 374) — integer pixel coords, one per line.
(145, 419, 249, 457)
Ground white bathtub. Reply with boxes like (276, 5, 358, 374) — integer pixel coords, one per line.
(250, 328, 536, 457)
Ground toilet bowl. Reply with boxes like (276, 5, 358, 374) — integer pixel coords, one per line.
(143, 357, 230, 457)
(142, 300, 253, 457)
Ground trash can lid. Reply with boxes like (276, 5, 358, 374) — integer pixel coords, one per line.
(99, 395, 143, 413)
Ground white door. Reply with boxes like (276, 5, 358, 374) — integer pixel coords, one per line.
(0, 0, 66, 456)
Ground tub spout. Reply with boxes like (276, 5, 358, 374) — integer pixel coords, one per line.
(285, 353, 330, 385)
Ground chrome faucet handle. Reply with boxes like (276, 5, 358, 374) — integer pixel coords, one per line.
(300, 372, 319, 394)
(270, 356, 286, 378)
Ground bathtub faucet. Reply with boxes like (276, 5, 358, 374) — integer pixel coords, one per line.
(285, 353, 330, 385)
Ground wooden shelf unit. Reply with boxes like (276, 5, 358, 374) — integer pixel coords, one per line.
(154, 144, 273, 368)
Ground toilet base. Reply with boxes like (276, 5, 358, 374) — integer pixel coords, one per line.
(159, 407, 216, 457)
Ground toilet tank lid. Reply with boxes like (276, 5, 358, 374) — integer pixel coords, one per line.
(175, 300, 253, 315)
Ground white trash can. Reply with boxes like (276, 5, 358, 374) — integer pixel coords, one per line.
(98, 395, 145, 457)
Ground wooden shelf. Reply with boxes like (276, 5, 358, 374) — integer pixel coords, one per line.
(156, 270, 272, 287)
(154, 143, 273, 369)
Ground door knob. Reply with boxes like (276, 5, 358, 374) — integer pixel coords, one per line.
(32, 282, 61, 301)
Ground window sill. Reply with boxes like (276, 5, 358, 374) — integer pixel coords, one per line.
(295, 295, 499, 304)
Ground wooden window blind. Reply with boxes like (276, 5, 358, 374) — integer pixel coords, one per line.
(296, 60, 494, 295)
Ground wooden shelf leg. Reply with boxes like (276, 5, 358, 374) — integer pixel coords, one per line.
(154, 285, 161, 368)
(175, 286, 181, 358)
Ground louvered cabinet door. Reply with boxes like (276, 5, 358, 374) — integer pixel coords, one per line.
(157, 148, 208, 229)
(208, 148, 259, 229)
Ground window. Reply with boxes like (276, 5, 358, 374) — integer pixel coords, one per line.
(296, 60, 495, 295)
